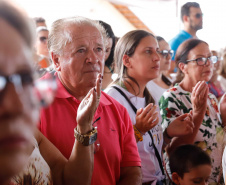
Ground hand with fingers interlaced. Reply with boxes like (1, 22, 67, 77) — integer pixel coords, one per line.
(76, 73, 102, 134)
(135, 103, 159, 134)
(191, 81, 209, 116)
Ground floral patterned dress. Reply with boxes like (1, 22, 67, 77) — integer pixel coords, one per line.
(159, 84, 224, 184)
(9, 137, 53, 185)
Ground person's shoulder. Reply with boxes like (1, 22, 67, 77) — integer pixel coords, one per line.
(101, 91, 128, 112)
(163, 85, 180, 95)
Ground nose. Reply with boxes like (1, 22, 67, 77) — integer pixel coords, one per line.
(0, 83, 23, 117)
(86, 50, 99, 64)
(155, 51, 161, 62)
(205, 58, 213, 66)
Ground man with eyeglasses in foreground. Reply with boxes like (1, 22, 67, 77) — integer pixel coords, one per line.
(169, 2, 203, 73)
(39, 16, 142, 185)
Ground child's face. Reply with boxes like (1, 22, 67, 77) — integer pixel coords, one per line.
(173, 164, 211, 185)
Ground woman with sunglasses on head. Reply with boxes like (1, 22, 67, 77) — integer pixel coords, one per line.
(105, 30, 194, 185)
(146, 36, 174, 104)
(0, 1, 100, 185)
(159, 38, 224, 184)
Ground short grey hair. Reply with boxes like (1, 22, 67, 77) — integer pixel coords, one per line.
(48, 16, 107, 55)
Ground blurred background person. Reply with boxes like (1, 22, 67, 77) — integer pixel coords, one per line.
(218, 52, 226, 92)
(146, 36, 174, 104)
(208, 50, 224, 101)
(169, 2, 203, 74)
(33, 16, 47, 27)
(0, 1, 99, 184)
(34, 26, 52, 76)
(98, 20, 116, 90)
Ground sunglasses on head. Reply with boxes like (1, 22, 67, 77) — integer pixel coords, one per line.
(158, 50, 174, 58)
(39, 36, 47, 42)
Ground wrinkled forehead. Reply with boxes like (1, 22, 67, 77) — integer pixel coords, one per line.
(69, 24, 104, 44)
(0, 18, 32, 74)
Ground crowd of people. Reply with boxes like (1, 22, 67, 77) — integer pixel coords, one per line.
(1, 0, 226, 185)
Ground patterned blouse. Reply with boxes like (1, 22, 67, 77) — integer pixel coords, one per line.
(9, 137, 53, 185)
(159, 84, 224, 184)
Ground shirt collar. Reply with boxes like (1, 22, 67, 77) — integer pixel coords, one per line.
(54, 72, 112, 107)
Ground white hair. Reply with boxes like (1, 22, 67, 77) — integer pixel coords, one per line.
(48, 16, 107, 55)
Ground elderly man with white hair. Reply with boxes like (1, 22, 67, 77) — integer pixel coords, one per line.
(39, 16, 142, 185)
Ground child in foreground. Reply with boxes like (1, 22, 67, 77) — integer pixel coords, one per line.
(169, 144, 211, 185)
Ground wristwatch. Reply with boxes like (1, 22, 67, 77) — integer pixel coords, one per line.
(74, 127, 98, 146)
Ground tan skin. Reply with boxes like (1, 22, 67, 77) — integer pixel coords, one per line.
(166, 42, 214, 155)
(169, 7, 203, 74)
(122, 35, 194, 145)
(35, 30, 49, 58)
(153, 39, 172, 89)
(52, 24, 142, 185)
(172, 164, 211, 185)
(0, 18, 101, 185)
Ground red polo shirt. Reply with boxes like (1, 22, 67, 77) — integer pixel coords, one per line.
(39, 74, 141, 185)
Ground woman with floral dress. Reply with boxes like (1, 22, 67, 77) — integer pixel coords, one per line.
(159, 38, 224, 184)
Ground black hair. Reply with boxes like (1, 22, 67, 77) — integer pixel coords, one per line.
(173, 38, 208, 85)
(181, 2, 200, 22)
(156, 36, 165, 42)
(98, 20, 115, 69)
(169, 144, 211, 178)
(33, 17, 46, 23)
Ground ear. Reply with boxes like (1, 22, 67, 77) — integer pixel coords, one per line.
(172, 172, 181, 185)
(178, 62, 188, 74)
(183, 15, 189, 23)
(51, 52, 61, 71)
(122, 54, 132, 68)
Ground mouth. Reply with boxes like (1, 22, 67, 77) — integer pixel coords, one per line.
(203, 70, 211, 74)
(0, 136, 29, 149)
(152, 65, 160, 70)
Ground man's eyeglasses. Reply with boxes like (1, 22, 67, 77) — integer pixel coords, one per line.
(194, 13, 203, 19)
(185, 56, 218, 66)
(39, 36, 47, 43)
(0, 72, 57, 107)
(158, 50, 174, 58)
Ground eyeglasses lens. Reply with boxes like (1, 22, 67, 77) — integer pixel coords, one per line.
(195, 13, 203, 19)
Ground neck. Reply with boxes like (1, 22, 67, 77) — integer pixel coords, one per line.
(210, 73, 218, 83)
(58, 73, 89, 101)
(184, 27, 197, 37)
(179, 76, 196, 92)
(153, 71, 163, 83)
(123, 78, 146, 97)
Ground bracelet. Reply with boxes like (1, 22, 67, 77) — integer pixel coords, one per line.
(133, 125, 143, 142)
(74, 127, 97, 146)
(163, 128, 173, 140)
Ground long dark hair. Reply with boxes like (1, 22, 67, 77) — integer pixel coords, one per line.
(173, 39, 208, 85)
(114, 30, 155, 105)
